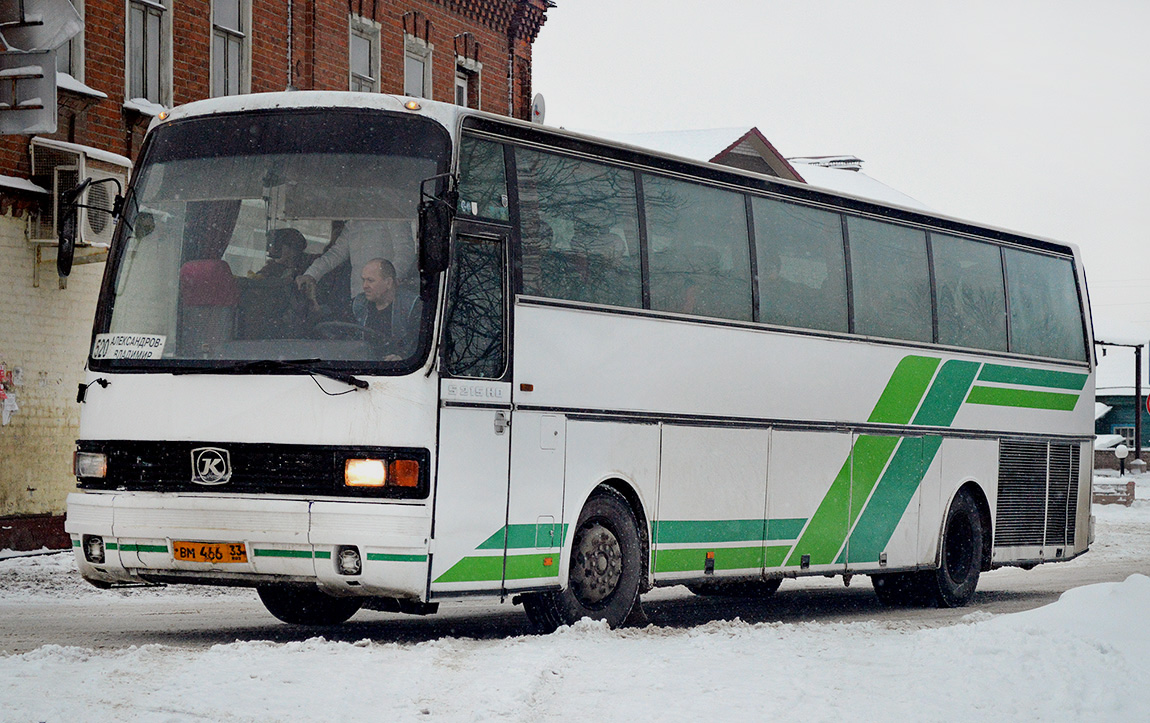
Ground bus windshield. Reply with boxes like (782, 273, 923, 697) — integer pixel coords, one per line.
(94, 109, 450, 374)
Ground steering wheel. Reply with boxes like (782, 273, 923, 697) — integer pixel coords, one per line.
(313, 321, 385, 345)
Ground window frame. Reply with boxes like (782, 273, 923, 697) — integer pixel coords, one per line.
(349, 16, 381, 93)
(211, 0, 251, 98)
(464, 117, 1089, 367)
(125, 0, 171, 106)
(404, 34, 433, 99)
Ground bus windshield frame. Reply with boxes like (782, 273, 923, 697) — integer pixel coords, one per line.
(89, 107, 452, 377)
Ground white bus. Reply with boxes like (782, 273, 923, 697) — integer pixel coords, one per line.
(65, 92, 1095, 629)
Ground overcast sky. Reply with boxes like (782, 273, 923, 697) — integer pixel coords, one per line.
(532, 0, 1150, 337)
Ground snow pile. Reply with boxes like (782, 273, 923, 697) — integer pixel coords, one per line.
(0, 575, 1147, 721)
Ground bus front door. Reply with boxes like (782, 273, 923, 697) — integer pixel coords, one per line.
(429, 231, 513, 597)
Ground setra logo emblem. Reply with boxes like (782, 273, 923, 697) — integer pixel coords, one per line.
(190, 447, 232, 485)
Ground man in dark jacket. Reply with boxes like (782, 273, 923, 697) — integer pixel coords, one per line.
(352, 258, 419, 359)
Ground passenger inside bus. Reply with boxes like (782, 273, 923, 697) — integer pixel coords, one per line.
(353, 257, 419, 360)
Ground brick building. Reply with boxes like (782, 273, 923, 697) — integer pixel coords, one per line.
(0, 0, 550, 550)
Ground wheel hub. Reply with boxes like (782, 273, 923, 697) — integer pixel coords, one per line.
(570, 522, 622, 605)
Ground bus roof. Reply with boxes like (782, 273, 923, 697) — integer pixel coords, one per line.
(153, 91, 1081, 260)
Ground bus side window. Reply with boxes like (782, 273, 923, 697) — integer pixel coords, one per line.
(752, 196, 849, 333)
(931, 233, 1007, 352)
(846, 217, 932, 343)
(1004, 248, 1086, 361)
(457, 137, 509, 221)
(644, 175, 752, 322)
(444, 235, 506, 378)
(514, 147, 642, 310)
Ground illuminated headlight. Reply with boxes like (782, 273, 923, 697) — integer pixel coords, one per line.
(74, 451, 107, 478)
(83, 535, 106, 564)
(336, 546, 362, 576)
(344, 459, 420, 488)
(345, 459, 387, 487)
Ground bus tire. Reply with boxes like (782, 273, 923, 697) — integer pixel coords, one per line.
(686, 578, 782, 598)
(257, 584, 363, 625)
(522, 488, 643, 633)
(924, 489, 984, 608)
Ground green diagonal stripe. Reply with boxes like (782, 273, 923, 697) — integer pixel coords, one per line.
(434, 555, 503, 583)
(477, 524, 569, 550)
(978, 364, 1088, 391)
(966, 385, 1079, 411)
(867, 355, 941, 424)
(912, 360, 982, 427)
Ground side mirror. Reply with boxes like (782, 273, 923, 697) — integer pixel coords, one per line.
(55, 177, 124, 278)
(56, 178, 91, 278)
(417, 174, 458, 276)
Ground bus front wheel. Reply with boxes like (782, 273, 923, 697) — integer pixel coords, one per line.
(257, 584, 363, 625)
(522, 488, 643, 633)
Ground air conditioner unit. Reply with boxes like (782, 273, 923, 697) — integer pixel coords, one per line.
(28, 138, 130, 246)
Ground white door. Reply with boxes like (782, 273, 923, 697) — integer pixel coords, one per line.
(429, 230, 512, 596)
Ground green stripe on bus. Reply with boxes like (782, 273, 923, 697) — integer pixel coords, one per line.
(845, 360, 978, 563)
(977, 364, 1088, 391)
(366, 553, 427, 563)
(966, 385, 1079, 411)
(912, 360, 982, 427)
(119, 543, 167, 553)
(784, 455, 853, 567)
(105, 542, 119, 550)
(653, 518, 808, 544)
(843, 436, 943, 563)
(765, 518, 806, 541)
(504, 554, 561, 580)
(764, 545, 789, 568)
(72, 539, 81, 548)
(653, 519, 765, 545)
(476, 524, 569, 550)
(654, 546, 765, 574)
(254, 549, 313, 559)
(433, 555, 503, 583)
(315, 551, 331, 559)
(867, 355, 941, 425)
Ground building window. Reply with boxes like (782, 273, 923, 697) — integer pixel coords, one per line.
(454, 72, 467, 106)
(212, 0, 248, 97)
(57, 0, 83, 79)
(349, 18, 379, 92)
(1113, 426, 1136, 447)
(404, 35, 432, 98)
(127, 0, 169, 104)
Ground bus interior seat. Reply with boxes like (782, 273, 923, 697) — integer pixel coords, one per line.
(178, 259, 240, 355)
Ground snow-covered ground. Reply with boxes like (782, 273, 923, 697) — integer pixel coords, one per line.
(2, 478, 1148, 722)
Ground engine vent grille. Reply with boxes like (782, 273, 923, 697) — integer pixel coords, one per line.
(995, 439, 1080, 547)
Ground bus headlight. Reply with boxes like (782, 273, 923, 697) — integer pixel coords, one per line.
(345, 459, 387, 487)
(344, 459, 420, 488)
(74, 451, 107, 478)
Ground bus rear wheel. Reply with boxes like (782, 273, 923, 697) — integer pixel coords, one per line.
(923, 489, 984, 607)
(257, 584, 363, 625)
(522, 488, 643, 633)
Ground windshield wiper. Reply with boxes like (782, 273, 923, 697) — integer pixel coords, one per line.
(173, 359, 369, 390)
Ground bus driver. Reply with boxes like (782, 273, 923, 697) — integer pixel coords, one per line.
(354, 258, 419, 359)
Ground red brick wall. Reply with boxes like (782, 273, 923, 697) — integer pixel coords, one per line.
(0, 0, 548, 179)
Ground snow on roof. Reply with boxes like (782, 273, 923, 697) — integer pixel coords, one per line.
(789, 161, 933, 212)
(1095, 434, 1125, 449)
(0, 174, 47, 194)
(32, 137, 131, 169)
(1096, 402, 1113, 421)
(57, 72, 106, 99)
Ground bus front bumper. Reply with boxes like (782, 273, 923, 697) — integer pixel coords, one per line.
(65, 492, 431, 599)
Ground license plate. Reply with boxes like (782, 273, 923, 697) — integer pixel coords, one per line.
(172, 541, 248, 564)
